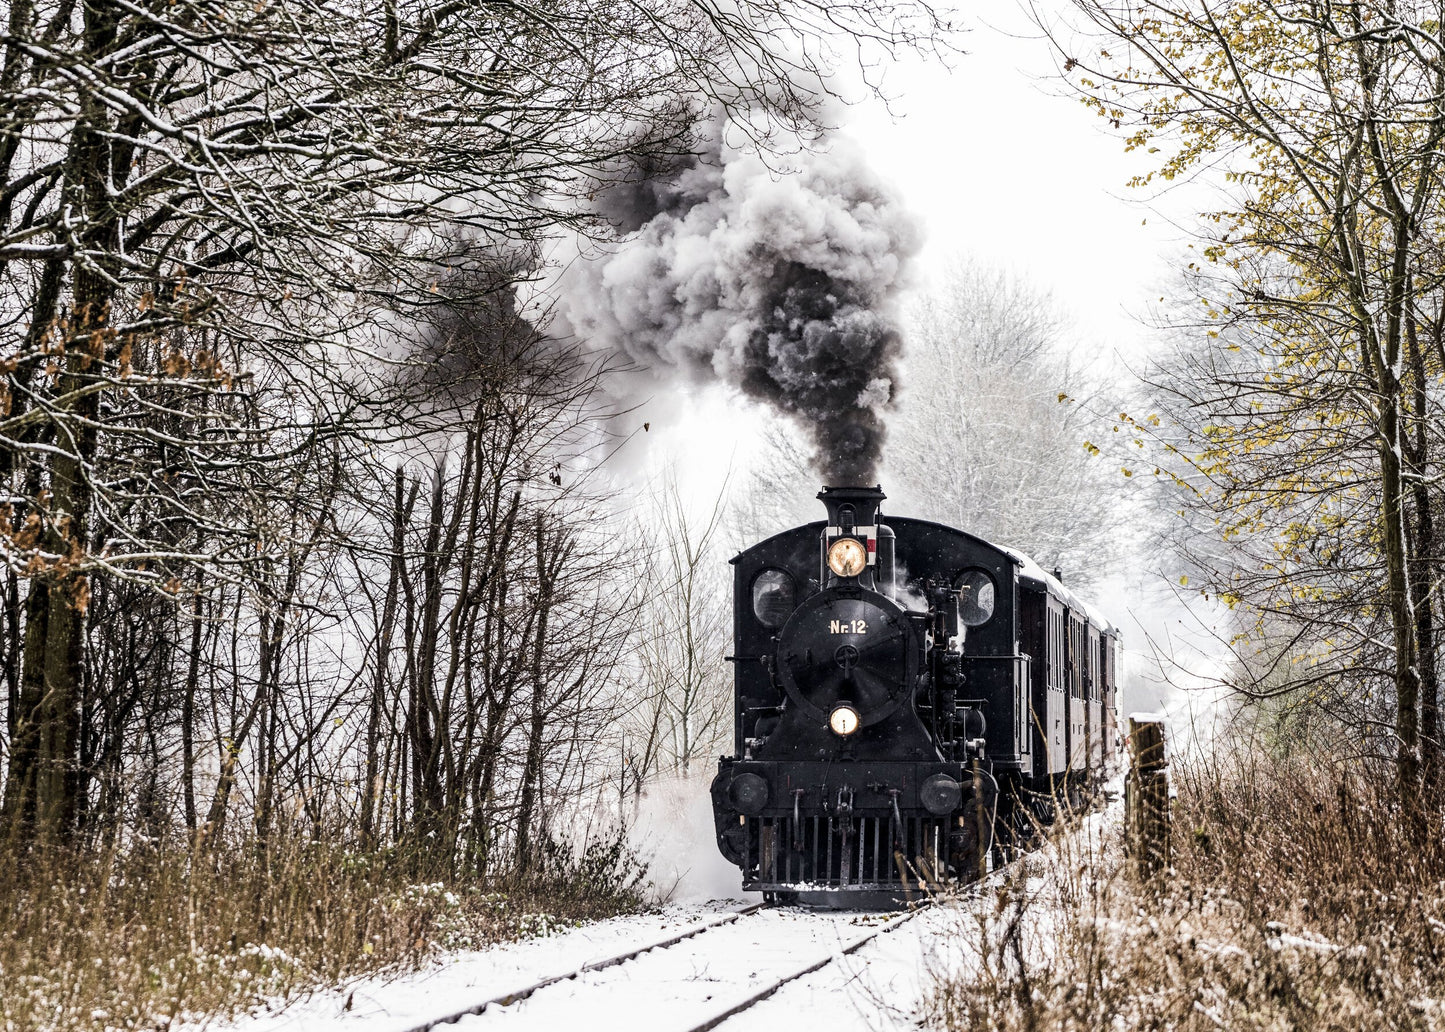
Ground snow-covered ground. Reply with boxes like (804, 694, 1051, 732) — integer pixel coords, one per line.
(224, 901, 746, 1032)
(222, 789, 1126, 1032)
(220, 900, 969, 1032)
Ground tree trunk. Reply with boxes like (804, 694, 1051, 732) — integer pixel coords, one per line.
(183, 584, 204, 836)
(361, 468, 414, 849)
(1, 578, 49, 843)
(516, 521, 564, 872)
(7, 0, 142, 850)
(408, 467, 447, 845)
(1408, 317, 1441, 792)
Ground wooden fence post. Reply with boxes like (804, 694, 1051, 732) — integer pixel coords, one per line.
(1124, 714, 1169, 879)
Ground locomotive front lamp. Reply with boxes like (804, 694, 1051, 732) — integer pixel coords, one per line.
(827, 537, 868, 578)
(829, 704, 861, 736)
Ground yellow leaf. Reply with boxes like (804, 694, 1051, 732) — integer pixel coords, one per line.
(1179, 575, 1189, 586)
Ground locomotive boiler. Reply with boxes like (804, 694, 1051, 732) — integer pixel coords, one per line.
(710, 485, 1119, 900)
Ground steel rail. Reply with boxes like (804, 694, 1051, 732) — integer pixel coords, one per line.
(681, 855, 1030, 1032)
(681, 904, 927, 1032)
(396, 902, 766, 1032)
(397, 851, 1030, 1032)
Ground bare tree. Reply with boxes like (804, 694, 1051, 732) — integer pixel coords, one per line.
(888, 258, 1124, 589)
(629, 473, 733, 791)
(0, 0, 954, 851)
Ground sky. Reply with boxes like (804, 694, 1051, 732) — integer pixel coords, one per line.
(844, 4, 1232, 721)
(851, 3, 1215, 366)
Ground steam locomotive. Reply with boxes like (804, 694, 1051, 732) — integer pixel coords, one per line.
(710, 485, 1119, 900)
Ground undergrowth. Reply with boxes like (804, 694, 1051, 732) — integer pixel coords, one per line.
(924, 745, 1445, 1031)
(0, 829, 650, 1031)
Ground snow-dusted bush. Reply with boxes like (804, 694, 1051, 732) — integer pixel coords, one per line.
(924, 739, 1445, 1030)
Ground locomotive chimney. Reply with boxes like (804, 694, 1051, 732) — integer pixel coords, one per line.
(817, 485, 895, 596)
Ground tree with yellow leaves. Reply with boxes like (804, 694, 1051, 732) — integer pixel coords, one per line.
(1055, 0, 1445, 796)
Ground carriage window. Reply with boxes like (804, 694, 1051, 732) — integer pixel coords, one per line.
(954, 570, 996, 627)
(751, 569, 795, 628)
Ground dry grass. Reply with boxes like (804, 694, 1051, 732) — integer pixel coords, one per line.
(0, 831, 649, 1031)
(924, 746, 1445, 1031)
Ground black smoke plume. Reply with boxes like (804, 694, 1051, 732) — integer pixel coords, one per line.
(564, 117, 919, 485)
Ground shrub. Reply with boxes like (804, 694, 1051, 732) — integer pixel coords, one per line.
(923, 744, 1445, 1030)
(0, 828, 652, 1031)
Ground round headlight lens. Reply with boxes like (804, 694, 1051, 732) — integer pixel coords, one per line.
(827, 538, 868, 578)
(829, 704, 861, 736)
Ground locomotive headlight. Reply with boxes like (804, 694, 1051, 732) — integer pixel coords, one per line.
(829, 704, 861, 736)
(827, 538, 868, 578)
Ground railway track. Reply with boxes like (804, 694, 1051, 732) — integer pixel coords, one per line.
(396, 902, 767, 1032)
(387, 897, 936, 1032)
(678, 905, 926, 1032)
(393, 862, 1031, 1032)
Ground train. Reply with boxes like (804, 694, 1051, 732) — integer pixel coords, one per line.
(709, 485, 1120, 901)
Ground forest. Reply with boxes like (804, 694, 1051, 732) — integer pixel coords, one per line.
(5, 0, 1445, 1029)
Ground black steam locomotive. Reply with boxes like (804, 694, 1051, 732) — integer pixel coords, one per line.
(710, 485, 1119, 899)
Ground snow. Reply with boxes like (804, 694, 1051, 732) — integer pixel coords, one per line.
(216, 902, 960, 1032)
(707, 905, 973, 1032)
(219, 901, 750, 1032)
(451, 908, 909, 1032)
(220, 800, 1127, 1032)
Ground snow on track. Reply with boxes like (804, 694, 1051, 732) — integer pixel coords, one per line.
(448, 907, 912, 1032)
(223, 798, 1125, 1032)
(225, 901, 756, 1032)
(708, 904, 969, 1032)
(220, 902, 952, 1032)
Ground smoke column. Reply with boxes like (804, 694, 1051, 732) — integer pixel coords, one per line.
(564, 117, 921, 485)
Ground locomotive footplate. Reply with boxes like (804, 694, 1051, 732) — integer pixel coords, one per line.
(710, 760, 993, 891)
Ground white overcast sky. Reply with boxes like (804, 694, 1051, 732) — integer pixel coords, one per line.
(848, 6, 1234, 719)
(849, 3, 1209, 363)
(626, 7, 1236, 720)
